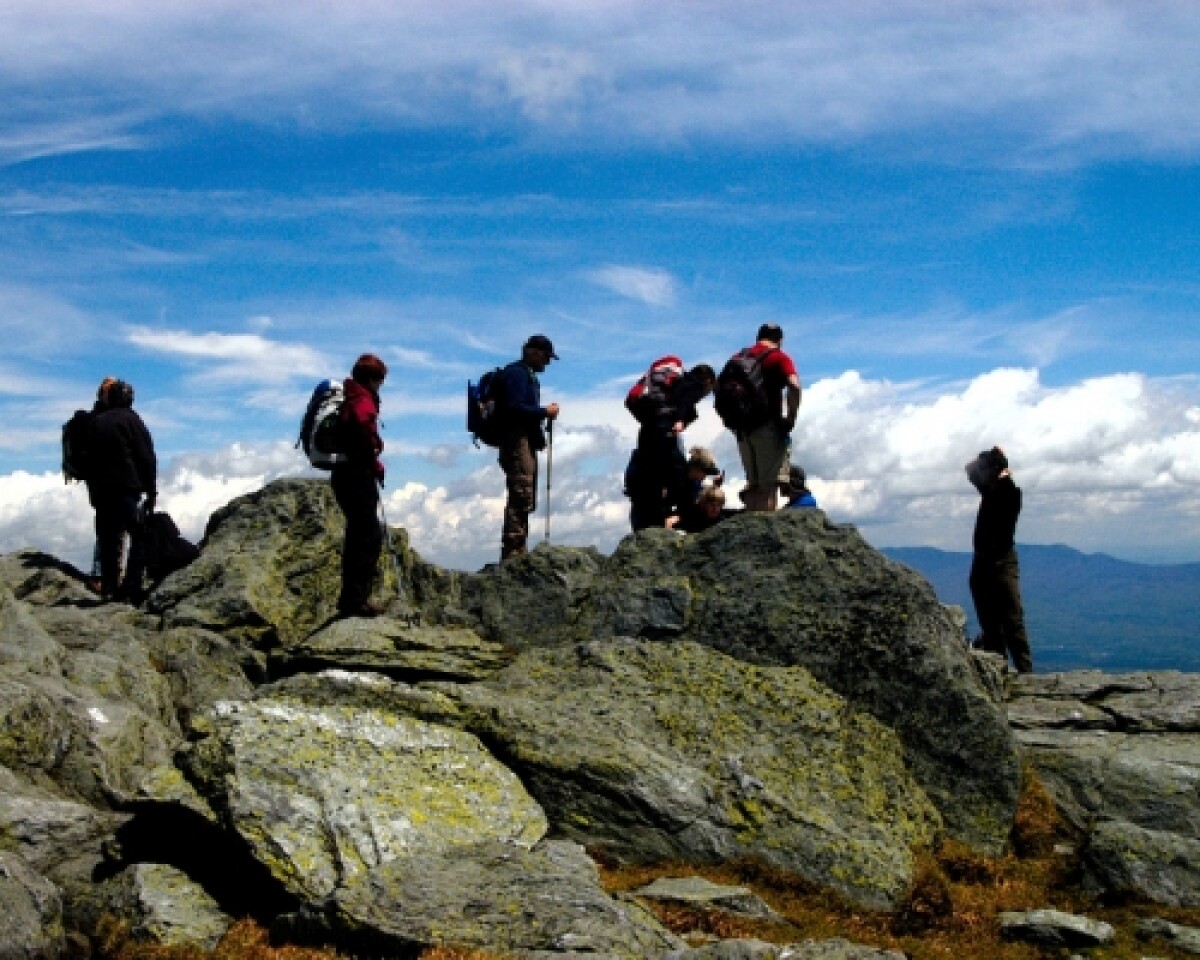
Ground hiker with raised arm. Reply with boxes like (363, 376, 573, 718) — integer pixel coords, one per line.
(496, 335, 560, 561)
(966, 446, 1032, 674)
(332, 353, 388, 618)
(714, 323, 801, 512)
(624, 358, 717, 531)
(85, 379, 156, 604)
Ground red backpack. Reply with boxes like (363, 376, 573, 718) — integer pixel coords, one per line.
(625, 355, 685, 423)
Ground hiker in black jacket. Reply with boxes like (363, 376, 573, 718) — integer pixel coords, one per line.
(627, 364, 716, 531)
(495, 335, 560, 560)
(86, 380, 157, 604)
(966, 446, 1032, 673)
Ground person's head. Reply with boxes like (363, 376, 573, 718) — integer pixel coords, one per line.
(697, 485, 726, 518)
(96, 376, 118, 404)
(965, 446, 1009, 490)
(351, 353, 388, 389)
(756, 323, 784, 346)
(686, 446, 720, 482)
(522, 334, 558, 372)
(690, 363, 717, 395)
(105, 379, 134, 408)
(787, 464, 809, 497)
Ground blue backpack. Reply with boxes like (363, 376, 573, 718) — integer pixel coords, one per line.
(467, 369, 506, 447)
(297, 379, 349, 469)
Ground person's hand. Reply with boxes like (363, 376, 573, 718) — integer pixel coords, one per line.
(545, 402, 561, 420)
(670, 420, 685, 435)
(664, 515, 681, 529)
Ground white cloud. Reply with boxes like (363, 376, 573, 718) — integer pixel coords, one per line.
(2, 367, 1198, 572)
(4, 2, 1199, 160)
(126, 326, 327, 384)
(586, 266, 678, 308)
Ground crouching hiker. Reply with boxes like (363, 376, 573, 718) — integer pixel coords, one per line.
(86, 379, 156, 604)
(332, 353, 388, 618)
(496, 335, 560, 561)
(667, 485, 739, 534)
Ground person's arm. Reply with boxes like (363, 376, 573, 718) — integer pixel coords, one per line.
(783, 375, 801, 432)
(130, 413, 158, 500)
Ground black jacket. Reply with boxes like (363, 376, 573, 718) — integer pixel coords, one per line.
(647, 370, 710, 435)
(973, 476, 1021, 561)
(86, 406, 157, 497)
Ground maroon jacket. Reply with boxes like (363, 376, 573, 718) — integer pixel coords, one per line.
(338, 378, 384, 481)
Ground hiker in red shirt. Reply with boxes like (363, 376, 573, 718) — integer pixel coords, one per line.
(721, 324, 801, 511)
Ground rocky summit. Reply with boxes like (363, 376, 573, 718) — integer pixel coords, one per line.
(0, 477, 1197, 958)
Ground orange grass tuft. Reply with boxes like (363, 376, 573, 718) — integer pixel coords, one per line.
(596, 774, 1200, 960)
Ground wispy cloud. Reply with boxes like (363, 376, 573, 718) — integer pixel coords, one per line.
(3, 3, 1199, 160)
(586, 265, 678, 308)
(0, 115, 148, 166)
(126, 326, 326, 384)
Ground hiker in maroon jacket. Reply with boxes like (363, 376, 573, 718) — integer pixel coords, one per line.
(332, 353, 388, 617)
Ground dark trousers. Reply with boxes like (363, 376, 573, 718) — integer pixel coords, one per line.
(92, 489, 145, 600)
(628, 427, 691, 531)
(331, 467, 382, 610)
(970, 550, 1033, 673)
(499, 437, 537, 559)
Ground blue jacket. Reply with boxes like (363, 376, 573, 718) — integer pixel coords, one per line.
(497, 361, 549, 449)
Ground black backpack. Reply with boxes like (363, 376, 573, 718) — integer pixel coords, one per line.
(714, 347, 776, 433)
(143, 511, 200, 586)
(467, 368, 506, 447)
(61, 410, 94, 483)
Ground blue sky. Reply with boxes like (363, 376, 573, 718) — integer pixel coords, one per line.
(1, 1, 1198, 570)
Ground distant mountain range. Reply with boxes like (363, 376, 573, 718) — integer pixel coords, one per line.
(882, 544, 1200, 673)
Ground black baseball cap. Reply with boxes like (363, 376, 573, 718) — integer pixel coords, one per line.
(525, 334, 559, 359)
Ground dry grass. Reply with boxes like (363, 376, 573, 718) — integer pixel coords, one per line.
(599, 773, 1200, 960)
(92, 774, 1200, 960)
(97, 917, 512, 960)
(96, 917, 344, 960)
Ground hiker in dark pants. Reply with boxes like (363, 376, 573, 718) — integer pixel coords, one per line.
(86, 380, 156, 604)
(628, 365, 716, 531)
(332, 353, 388, 617)
(496, 335, 559, 561)
(967, 446, 1033, 673)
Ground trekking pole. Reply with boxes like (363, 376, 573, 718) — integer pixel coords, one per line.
(377, 484, 419, 625)
(544, 419, 553, 543)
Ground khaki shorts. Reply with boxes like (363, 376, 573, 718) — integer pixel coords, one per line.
(737, 421, 790, 489)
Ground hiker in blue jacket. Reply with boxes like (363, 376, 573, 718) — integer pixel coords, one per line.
(495, 335, 560, 560)
(784, 465, 818, 509)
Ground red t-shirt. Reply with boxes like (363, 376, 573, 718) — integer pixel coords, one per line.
(745, 343, 798, 419)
